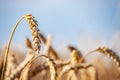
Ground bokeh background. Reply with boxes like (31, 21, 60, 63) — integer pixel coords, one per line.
(0, 0, 120, 54)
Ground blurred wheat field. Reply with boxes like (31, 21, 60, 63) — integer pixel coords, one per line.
(0, 14, 120, 80)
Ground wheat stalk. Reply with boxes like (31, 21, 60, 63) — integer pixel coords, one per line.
(5, 53, 17, 80)
(58, 64, 94, 80)
(30, 60, 70, 78)
(19, 63, 31, 80)
(19, 54, 57, 80)
(1, 14, 41, 80)
(44, 55, 57, 80)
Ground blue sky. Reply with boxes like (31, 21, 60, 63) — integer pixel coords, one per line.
(0, 0, 120, 47)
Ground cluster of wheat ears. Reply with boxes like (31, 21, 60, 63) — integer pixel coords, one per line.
(0, 14, 120, 80)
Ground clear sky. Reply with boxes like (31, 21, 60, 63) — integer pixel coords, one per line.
(0, 0, 120, 47)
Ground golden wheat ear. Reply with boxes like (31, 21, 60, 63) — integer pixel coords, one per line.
(81, 47, 120, 70)
(24, 14, 41, 53)
(1, 14, 41, 80)
(96, 47, 120, 70)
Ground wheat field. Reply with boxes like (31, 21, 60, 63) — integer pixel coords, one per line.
(0, 14, 120, 80)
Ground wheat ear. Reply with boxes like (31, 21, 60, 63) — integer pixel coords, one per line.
(80, 47, 120, 70)
(96, 47, 120, 70)
(1, 14, 41, 80)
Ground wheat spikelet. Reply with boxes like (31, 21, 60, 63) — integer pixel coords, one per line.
(96, 47, 120, 70)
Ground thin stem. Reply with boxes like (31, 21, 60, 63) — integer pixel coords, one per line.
(19, 55, 57, 80)
(1, 16, 24, 80)
(79, 50, 96, 63)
